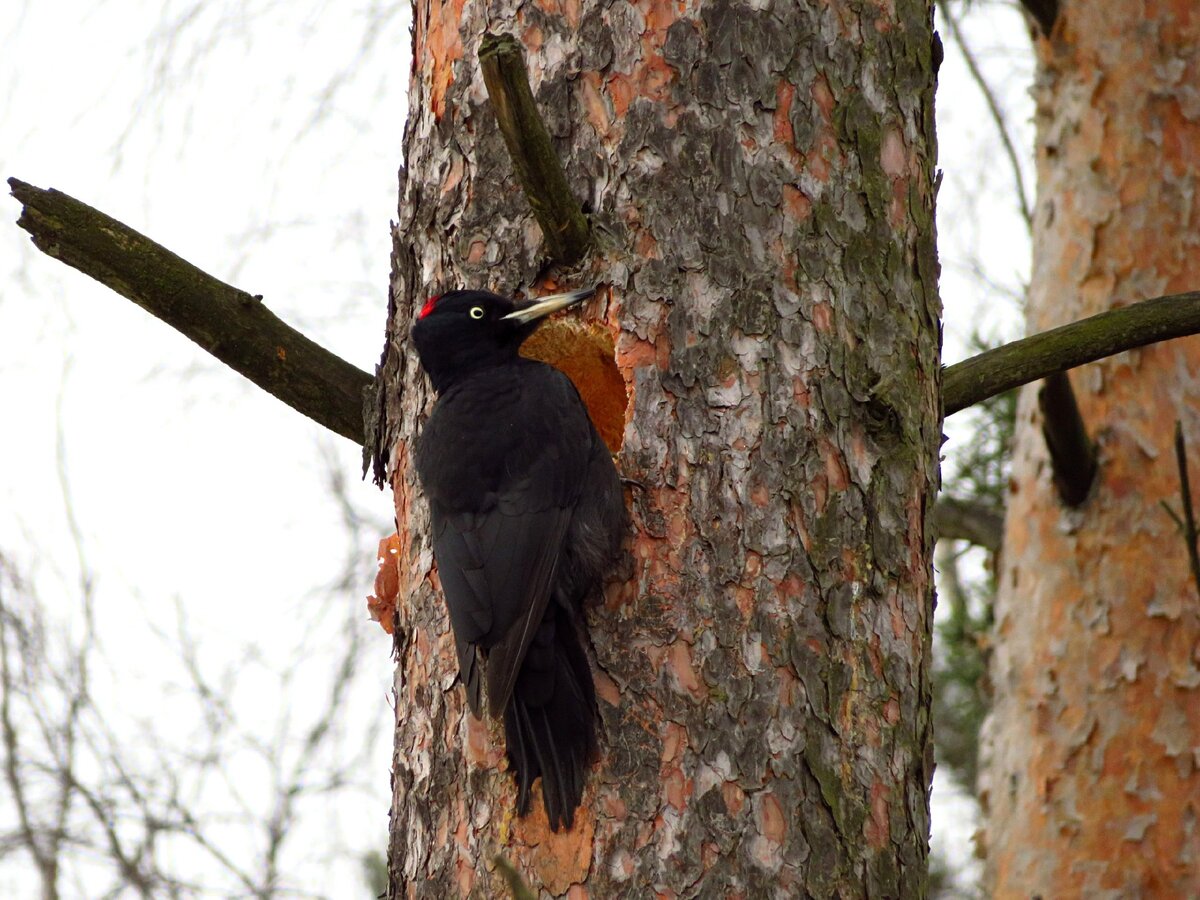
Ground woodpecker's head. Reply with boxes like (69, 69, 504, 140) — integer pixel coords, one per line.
(412, 287, 593, 392)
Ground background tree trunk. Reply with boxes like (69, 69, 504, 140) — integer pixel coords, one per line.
(980, 2, 1200, 894)
(371, 0, 941, 894)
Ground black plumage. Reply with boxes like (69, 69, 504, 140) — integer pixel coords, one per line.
(412, 288, 624, 830)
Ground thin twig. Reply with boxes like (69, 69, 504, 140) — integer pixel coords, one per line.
(50, 364, 95, 884)
(0, 569, 57, 890)
(67, 775, 158, 898)
(937, 0, 1033, 230)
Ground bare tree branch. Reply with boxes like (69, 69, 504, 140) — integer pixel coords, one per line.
(0, 562, 58, 895)
(7, 178, 373, 444)
(931, 498, 1004, 552)
(1018, 0, 1058, 36)
(19, 183, 1200, 437)
(67, 776, 158, 899)
(47, 373, 94, 893)
(944, 291, 1200, 415)
(479, 32, 591, 265)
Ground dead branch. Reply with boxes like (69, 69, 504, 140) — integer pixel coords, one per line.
(1038, 371, 1097, 506)
(8, 178, 373, 444)
(479, 33, 591, 265)
(14, 182, 1200, 437)
(1018, 0, 1057, 36)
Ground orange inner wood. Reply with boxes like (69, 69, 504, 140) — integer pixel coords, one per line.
(520, 319, 626, 454)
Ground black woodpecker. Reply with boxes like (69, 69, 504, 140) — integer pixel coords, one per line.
(411, 287, 625, 831)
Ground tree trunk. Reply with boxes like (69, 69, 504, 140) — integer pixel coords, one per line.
(370, 1, 941, 895)
(980, 3, 1200, 895)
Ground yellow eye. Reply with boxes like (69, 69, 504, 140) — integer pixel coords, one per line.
(469, 306, 484, 319)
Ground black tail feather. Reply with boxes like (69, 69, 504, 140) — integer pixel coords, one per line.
(503, 606, 596, 831)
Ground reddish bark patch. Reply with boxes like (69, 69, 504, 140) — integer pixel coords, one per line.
(792, 375, 811, 407)
(864, 780, 891, 848)
(662, 720, 688, 764)
(601, 790, 628, 821)
(807, 133, 838, 183)
(667, 640, 704, 698)
(455, 856, 475, 895)
(367, 533, 401, 634)
(422, 0, 466, 120)
(733, 585, 754, 620)
(811, 301, 833, 332)
(774, 81, 798, 146)
(636, 229, 660, 259)
(884, 697, 901, 725)
(594, 670, 621, 707)
(889, 177, 909, 230)
(776, 666, 799, 706)
(523, 24, 545, 54)
(579, 73, 612, 136)
(510, 798, 595, 895)
(880, 127, 907, 177)
(617, 333, 659, 370)
(663, 768, 688, 809)
(722, 781, 746, 816)
(757, 791, 786, 844)
(782, 184, 812, 222)
(440, 155, 465, 197)
(821, 437, 850, 492)
(465, 714, 492, 766)
(607, 73, 636, 119)
(812, 73, 835, 122)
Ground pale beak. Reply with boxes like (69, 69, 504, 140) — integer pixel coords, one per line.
(502, 287, 595, 325)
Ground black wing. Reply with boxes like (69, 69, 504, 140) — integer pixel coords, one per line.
(416, 362, 594, 717)
(431, 503, 570, 716)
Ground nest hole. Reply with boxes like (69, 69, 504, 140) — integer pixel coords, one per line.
(521, 318, 628, 454)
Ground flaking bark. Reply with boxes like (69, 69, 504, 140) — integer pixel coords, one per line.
(979, 3, 1200, 894)
(374, 1, 941, 895)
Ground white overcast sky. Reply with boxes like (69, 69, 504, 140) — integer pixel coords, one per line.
(1, 0, 1032, 894)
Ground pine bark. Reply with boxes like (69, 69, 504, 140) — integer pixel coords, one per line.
(980, 2, 1200, 895)
(370, 0, 941, 895)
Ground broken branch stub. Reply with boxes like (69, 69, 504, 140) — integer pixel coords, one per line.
(479, 32, 591, 266)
